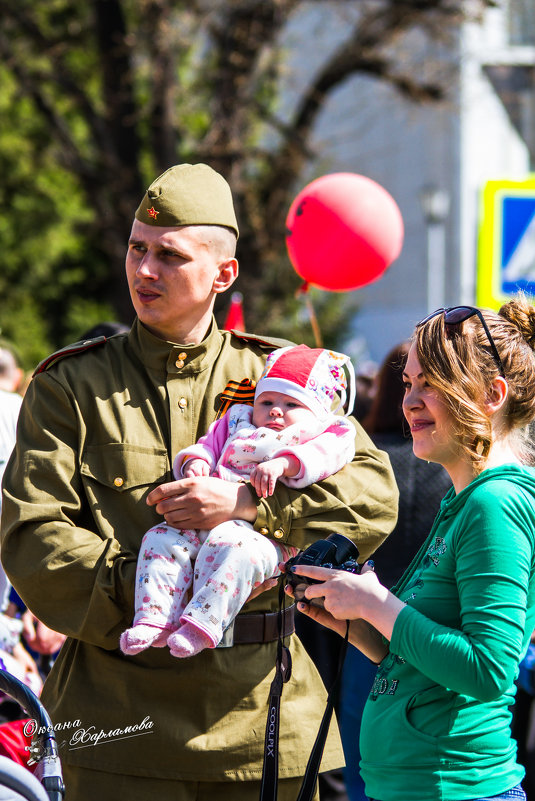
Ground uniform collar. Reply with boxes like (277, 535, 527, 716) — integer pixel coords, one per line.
(128, 317, 224, 376)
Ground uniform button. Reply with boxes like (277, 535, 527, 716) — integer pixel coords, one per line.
(114, 477, 124, 487)
(259, 527, 269, 536)
(178, 352, 187, 360)
(178, 397, 188, 409)
(175, 359, 184, 369)
(273, 529, 284, 539)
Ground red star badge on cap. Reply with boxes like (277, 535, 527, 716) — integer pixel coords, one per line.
(148, 206, 159, 220)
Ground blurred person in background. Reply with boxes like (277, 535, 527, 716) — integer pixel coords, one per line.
(0, 341, 65, 680)
(0, 341, 42, 694)
(0, 342, 23, 618)
(513, 628, 535, 800)
(352, 360, 377, 423)
(79, 321, 130, 340)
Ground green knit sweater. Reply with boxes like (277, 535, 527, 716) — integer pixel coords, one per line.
(360, 464, 535, 801)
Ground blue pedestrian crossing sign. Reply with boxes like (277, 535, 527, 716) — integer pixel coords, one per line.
(478, 177, 535, 309)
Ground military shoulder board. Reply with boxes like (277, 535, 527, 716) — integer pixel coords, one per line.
(33, 337, 107, 376)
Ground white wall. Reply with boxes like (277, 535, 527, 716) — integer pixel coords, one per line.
(459, 5, 531, 305)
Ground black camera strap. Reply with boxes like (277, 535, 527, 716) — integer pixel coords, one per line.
(295, 620, 349, 801)
(259, 583, 350, 801)
(259, 581, 292, 801)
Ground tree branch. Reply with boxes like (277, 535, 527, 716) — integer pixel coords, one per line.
(256, 0, 487, 239)
(0, 35, 97, 184)
(93, 1, 141, 160)
(199, 1, 292, 174)
(139, 0, 184, 171)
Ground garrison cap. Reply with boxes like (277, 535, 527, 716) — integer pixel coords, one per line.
(134, 163, 239, 238)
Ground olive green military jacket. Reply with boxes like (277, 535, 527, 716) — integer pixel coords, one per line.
(1, 319, 398, 781)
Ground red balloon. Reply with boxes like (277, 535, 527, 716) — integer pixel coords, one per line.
(286, 173, 404, 291)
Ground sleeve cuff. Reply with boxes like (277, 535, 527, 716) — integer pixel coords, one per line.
(389, 603, 413, 655)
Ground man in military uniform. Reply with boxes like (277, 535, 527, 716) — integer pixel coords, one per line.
(1, 164, 398, 801)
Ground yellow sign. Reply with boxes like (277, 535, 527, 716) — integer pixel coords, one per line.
(477, 177, 535, 309)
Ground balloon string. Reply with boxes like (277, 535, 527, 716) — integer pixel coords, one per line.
(306, 297, 323, 348)
(295, 283, 323, 347)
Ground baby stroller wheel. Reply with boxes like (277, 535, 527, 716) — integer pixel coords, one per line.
(0, 669, 64, 801)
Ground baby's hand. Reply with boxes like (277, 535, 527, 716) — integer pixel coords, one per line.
(183, 458, 210, 478)
(250, 458, 287, 498)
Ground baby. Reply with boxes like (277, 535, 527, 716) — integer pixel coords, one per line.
(120, 344, 356, 658)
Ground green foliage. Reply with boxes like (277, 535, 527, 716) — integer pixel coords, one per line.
(62, 297, 119, 345)
(0, 65, 103, 367)
(0, 293, 50, 372)
(0, 0, 490, 363)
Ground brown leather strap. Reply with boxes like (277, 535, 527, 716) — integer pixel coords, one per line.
(232, 605, 295, 645)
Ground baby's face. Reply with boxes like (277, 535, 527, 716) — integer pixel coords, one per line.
(252, 391, 317, 431)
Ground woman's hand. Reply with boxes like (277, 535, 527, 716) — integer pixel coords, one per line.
(282, 562, 390, 663)
(293, 595, 352, 639)
(289, 561, 385, 621)
(280, 559, 352, 636)
(285, 561, 404, 659)
(296, 600, 389, 664)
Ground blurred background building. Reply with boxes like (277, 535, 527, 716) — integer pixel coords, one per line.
(282, 0, 535, 363)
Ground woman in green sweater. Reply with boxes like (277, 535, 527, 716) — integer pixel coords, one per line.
(289, 298, 535, 801)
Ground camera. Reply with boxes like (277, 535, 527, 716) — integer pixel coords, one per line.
(284, 533, 361, 607)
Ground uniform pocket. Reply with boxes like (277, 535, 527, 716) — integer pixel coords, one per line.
(80, 444, 171, 547)
(80, 443, 169, 491)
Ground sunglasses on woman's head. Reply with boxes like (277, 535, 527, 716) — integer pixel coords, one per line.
(417, 306, 506, 378)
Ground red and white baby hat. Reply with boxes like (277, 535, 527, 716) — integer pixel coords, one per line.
(254, 344, 356, 419)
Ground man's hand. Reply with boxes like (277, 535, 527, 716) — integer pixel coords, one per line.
(146, 476, 257, 529)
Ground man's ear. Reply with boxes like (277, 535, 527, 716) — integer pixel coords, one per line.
(485, 376, 509, 415)
(213, 258, 239, 295)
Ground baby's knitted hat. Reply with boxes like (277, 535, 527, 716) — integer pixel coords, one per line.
(254, 345, 356, 419)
